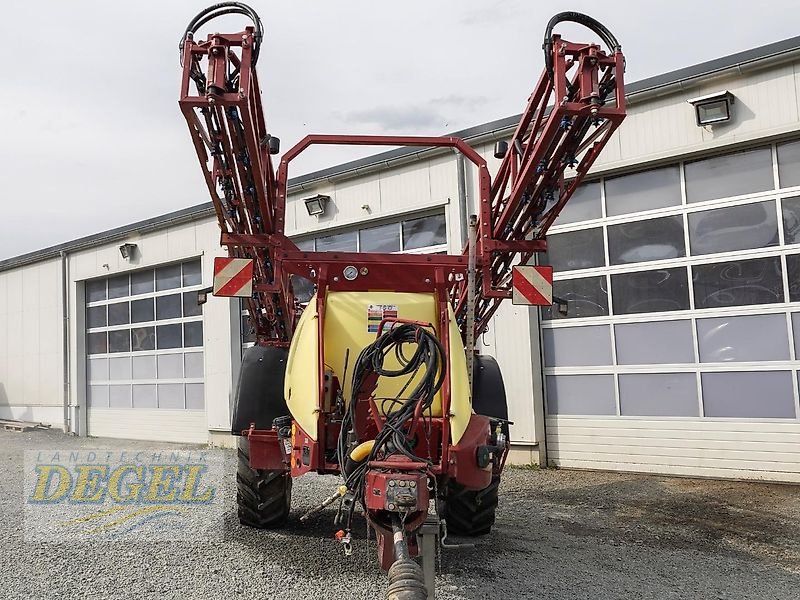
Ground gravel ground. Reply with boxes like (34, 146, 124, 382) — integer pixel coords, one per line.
(1, 428, 799, 599)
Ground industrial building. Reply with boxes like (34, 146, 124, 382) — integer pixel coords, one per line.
(2, 35, 800, 483)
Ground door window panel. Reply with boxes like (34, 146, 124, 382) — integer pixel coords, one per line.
(688, 200, 778, 256)
(697, 314, 790, 363)
(777, 139, 800, 188)
(87, 332, 107, 355)
(108, 330, 131, 353)
(133, 385, 158, 409)
(184, 353, 204, 378)
(545, 375, 616, 415)
(86, 280, 106, 303)
(158, 384, 184, 409)
(614, 320, 695, 365)
(785, 253, 800, 302)
(182, 260, 202, 287)
(88, 385, 109, 407)
(316, 231, 357, 252)
(108, 357, 131, 380)
(605, 165, 681, 216)
(88, 358, 108, 382)
(611, 267, 689, 314)
(131, 327, 156, 352)
(183, 322, 204, 347)
(109, 385, 132, 408)
(554, 181, 602, 224)
(782, 196, 800, 245)
(107, 302, 130, 326)
(608, 216, 685, 265)
(107, 274, 129, 299)
(693, 257, 783, 309)
(360, 223, 401, 252)
(157, 354, 183, 379)
(87, 306, 106, 329)
(685, 147, 773, 203)
(542, 325, 612, 367)
(182, 292, 203, 317)
(156, 264, 182, 291)
(186, 384, 205, 409)
(132, 355, 156, 379)
(402, 214, 446, 249)
(545, 227, 605, 272)
(156, 324, 182, 349)
(156, 294, 182, 320)
(619, 373, 699, 417)
(131, 270, 154, 295)
(702, 371, 795, 418)
(294, 238, 315, 251)
(131, 298, 155, 323)
(542, 276, 608, 320)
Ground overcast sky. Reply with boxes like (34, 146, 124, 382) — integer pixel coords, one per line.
(2, 0, 799, 260)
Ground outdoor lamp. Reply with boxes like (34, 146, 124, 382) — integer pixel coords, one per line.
(118, 243, 137, 260)
(688, 91, 734, 126)
(304, 194, 330, 217)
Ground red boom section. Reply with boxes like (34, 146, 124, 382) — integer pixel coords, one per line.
(179, 15, 625, 348)
(451, 34, 626, 336)
(179, 25, 295, 346)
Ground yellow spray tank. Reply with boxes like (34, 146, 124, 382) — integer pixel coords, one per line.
(284, 291, 472, 444)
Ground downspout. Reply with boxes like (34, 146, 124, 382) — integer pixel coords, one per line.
(60, 251, 70, 434)
(456, 153, 469, 244)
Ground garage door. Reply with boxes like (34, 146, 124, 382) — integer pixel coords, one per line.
(542, 143, 800, 483)
(84, 259, 208, 443)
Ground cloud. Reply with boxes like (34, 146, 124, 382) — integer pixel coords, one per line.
(457, 0, 519, 26)
(341, 106, 445, 131)
(339, 94, 489, 132)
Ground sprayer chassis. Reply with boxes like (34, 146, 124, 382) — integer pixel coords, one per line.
(177, 2, 626, 590)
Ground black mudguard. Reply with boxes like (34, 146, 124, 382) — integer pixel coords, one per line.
(231, 345, 290, 434)
(472, 354, 509, 438)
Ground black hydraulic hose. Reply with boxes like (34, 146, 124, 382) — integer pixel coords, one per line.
(180, 2, 263, 65)
(338, 323, 445, 505)
(543, 11, 622, 79)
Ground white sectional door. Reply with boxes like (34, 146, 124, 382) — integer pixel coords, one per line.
(84, 259, 207, 443)
(542, 142, 800, 482)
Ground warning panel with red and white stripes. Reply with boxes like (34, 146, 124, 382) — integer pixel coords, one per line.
(511, 265, 553, 306)
(213, 257, 254, 298)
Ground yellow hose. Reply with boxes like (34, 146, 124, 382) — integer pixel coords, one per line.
(349, 440, 375, 462)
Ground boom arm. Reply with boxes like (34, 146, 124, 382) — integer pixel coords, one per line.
(179, 2, 295, 346)
(452, 12, 626, 335)
(178, 5, 625, 348)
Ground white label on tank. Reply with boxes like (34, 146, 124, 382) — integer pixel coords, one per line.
(367, 304, 398, 333)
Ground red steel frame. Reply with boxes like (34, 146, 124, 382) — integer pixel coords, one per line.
(180, 26, 625, 350)
(178, 15, 625, 568)
(178, 18, 626, 476)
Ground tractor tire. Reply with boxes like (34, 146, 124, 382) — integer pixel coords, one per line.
(442, 354, 507, 536)
(442, 475, 500, 537)
(236, 436, 292, 528)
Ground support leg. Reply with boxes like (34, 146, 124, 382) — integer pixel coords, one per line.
(418, 517, 438, 600)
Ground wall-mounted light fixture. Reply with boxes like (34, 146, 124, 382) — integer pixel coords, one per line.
(304, 194, 330, 217)
(196, 286, 213, 306)
(688, 91, 735, 126)
(119, 243, 138, 260)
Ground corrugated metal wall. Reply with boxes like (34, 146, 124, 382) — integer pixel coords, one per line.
(0, 258, 64, 425)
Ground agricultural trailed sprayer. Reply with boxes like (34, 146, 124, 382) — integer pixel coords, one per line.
(177, 4, 625, 596)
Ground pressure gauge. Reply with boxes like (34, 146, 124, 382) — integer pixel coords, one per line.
(343, 265, 358, 281)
